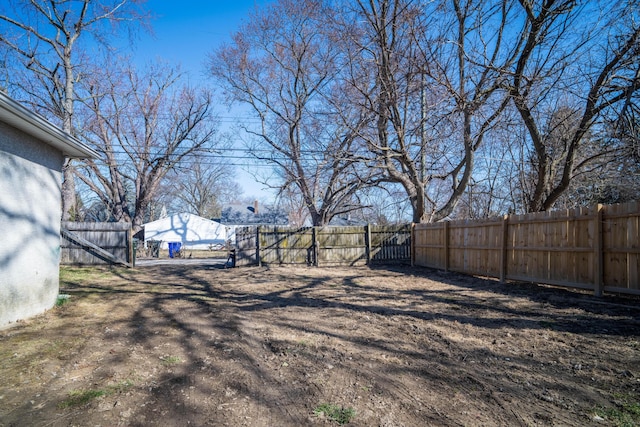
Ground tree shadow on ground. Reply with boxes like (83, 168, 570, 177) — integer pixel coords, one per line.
(25, 263, 639, 426)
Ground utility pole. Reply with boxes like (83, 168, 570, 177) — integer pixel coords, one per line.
(420, 72, 426, 182)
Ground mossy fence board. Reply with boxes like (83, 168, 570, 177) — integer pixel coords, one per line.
(235, 225, 411, 267)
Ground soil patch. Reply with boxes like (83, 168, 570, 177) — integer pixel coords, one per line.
(1, 265, 639, 426)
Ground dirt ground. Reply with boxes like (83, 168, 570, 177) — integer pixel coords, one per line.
(1, 263, 639, 427)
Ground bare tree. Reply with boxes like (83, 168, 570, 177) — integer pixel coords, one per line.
(0, 0, 148, 220)
(507, 0, 640, 212)
(77, 62, 218, 232)
(336, 0, 517, 223)
(208, 0, 371, 226)
(163, 154, 238, 219)
(458, 134, 519, 219)
(277, 186, 311, 227)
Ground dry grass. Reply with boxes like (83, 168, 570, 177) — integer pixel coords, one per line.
(0, 264, 639, 426)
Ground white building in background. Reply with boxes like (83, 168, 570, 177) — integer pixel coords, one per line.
(142, 213, 227, 250)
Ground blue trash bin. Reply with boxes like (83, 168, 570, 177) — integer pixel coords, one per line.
(169, 242, 182, 258)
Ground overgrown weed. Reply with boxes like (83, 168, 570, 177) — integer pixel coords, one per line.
(594, 393, 640, 427)
(59, 380, 134, 408)
(314, 403, 355, 425)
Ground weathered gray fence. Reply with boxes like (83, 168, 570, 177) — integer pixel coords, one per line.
(60, 222, 133, 267)
(235, 225, 411, 266)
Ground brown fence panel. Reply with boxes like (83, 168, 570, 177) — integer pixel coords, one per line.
(61, 222, 132, 266)
(448, 218, 503, 277)
(506, 206, 597, 289)
(412, 202, 639, 296)
(603, 201, 640, 294)
(413, 222, 447, 269)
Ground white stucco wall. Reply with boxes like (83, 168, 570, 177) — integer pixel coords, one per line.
(0, 121, 64, 327)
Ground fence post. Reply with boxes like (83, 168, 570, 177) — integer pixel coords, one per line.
(500, 215, 509, 283)
(411, 223, 415, 267)
(312, 226, 319, 267)
(594, 204, 604, 297)
(256, 226, 261, 267)
(128, 225, 134, 267)
(444, 221, 450, 272)
(365, 224, 372, 265)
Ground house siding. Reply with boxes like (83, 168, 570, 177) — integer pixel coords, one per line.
(0, 121, 64, 327)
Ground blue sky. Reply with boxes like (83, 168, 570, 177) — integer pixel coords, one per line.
(133, 1, 274, 200)
(135, 1, 265, 83)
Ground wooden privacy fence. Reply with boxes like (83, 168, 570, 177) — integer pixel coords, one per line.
(60, 222, 133, 267)
(413, 202, 639, 296)
(235, 225, 411, 267)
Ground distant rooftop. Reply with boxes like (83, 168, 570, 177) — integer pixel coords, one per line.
(215, 201, 288, 226)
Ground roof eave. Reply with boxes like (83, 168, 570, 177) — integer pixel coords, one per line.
(0, 92, 98, 159)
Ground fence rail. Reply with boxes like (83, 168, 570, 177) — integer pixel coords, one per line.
(413, 202, 640, 296)
(235, 225, 411, 267)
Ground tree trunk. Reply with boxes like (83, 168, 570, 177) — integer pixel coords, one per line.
(61, 158, 76, 221)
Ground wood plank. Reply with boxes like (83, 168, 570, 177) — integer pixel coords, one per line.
(61, 228, 132, 268)
(500, 215, 508, 283)
(593, 204, 603, 295)
(627, 201, 639, 289)
(444, 221, 450, 272)
(505, 274, 595, 291)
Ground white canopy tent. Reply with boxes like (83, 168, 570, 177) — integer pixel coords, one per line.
(143, 213, 227, 250)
